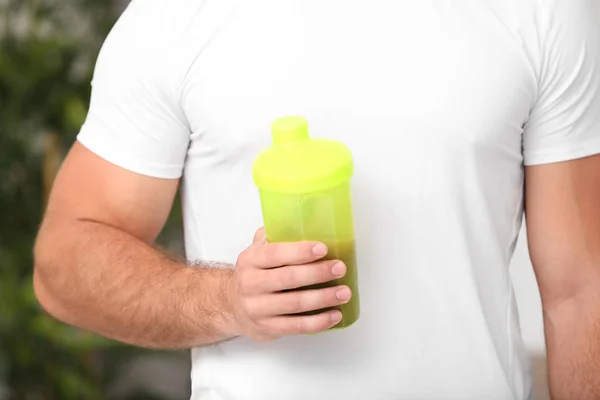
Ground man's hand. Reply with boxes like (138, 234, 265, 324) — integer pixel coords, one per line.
(227, 228, 351, 341)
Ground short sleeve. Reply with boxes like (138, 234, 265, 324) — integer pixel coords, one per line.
(77, 1, 191, 179)
(523, 0, 600, 166)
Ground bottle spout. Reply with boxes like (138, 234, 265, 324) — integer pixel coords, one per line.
(271, 116, 310, 146)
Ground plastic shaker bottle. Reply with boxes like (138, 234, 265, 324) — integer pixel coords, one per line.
(252, 116, 360, 329)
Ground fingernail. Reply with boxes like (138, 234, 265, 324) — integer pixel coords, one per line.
(330, 311, 342, 323)
(336, 287, 352, 302)
(331, 262, 346, 276)
(312, 243, 328, 257)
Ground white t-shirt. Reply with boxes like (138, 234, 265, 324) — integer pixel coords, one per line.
(77, 0, 600, 399)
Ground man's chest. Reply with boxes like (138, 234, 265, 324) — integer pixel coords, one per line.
(180, 0, 535, 174)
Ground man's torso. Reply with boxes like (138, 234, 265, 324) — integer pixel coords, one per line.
(134, 0, 541, 398)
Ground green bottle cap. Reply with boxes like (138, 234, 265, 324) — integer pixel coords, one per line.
(253, 116, 354, 194)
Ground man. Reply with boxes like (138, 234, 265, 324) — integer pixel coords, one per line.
(34, 0, 600, 399)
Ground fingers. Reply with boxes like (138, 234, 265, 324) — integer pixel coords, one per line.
(235, 228, 348, 341)
(241, 260, 347, 294)
(247, 285, 352, 316)
(240, 241, 328, 269)
(262, 310, 343, 336)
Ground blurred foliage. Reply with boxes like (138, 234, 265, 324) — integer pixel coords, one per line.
(0, 0, 183, 399)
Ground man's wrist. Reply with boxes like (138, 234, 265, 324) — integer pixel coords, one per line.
(215, 266, 241, 338)
(183, 264, 240, 342)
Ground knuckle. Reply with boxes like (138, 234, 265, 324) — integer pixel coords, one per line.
(283, 293, 303, 314)
(258, 320, 284, 339)
(318, 262, 333, 281)
(297, 242, 314, 259)
(304, 266, 323, 286)
(280, 268, 297, 288)
(324, 288, 342, 307)
(255, 318, 270, 331)
(319, 314, 334, 330)
(267, 323, 286, 338)
(293, 318, 306, 335)
(328, 287, 344, 304)
(265, 243, 281, 261)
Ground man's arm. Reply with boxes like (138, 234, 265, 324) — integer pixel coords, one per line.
(34, 143, 235, 349)
(525, 154, 600, 399)
(34, 143, 348, 348)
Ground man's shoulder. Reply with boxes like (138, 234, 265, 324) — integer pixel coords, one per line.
(113, 0, 224, 47)
(118, 0, 238, 34)
(97, 0, 238, 92)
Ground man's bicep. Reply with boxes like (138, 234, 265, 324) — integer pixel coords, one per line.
(45, 142, 179, 243)
(524, 155, 600, 310)
(46, 1, 193, 242)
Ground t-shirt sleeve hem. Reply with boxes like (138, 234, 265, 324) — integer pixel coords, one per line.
(523, 135, 600, 166)
(77, 130, 184, 180)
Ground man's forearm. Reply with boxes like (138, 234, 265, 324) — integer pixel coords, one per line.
(34, 219, 236, 349)
(544, 287, 600, 400)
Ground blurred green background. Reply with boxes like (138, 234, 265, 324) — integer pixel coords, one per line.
(0, 1, 188, 399)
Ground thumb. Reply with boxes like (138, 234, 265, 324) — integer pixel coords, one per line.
(253, 227, 267, 244)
